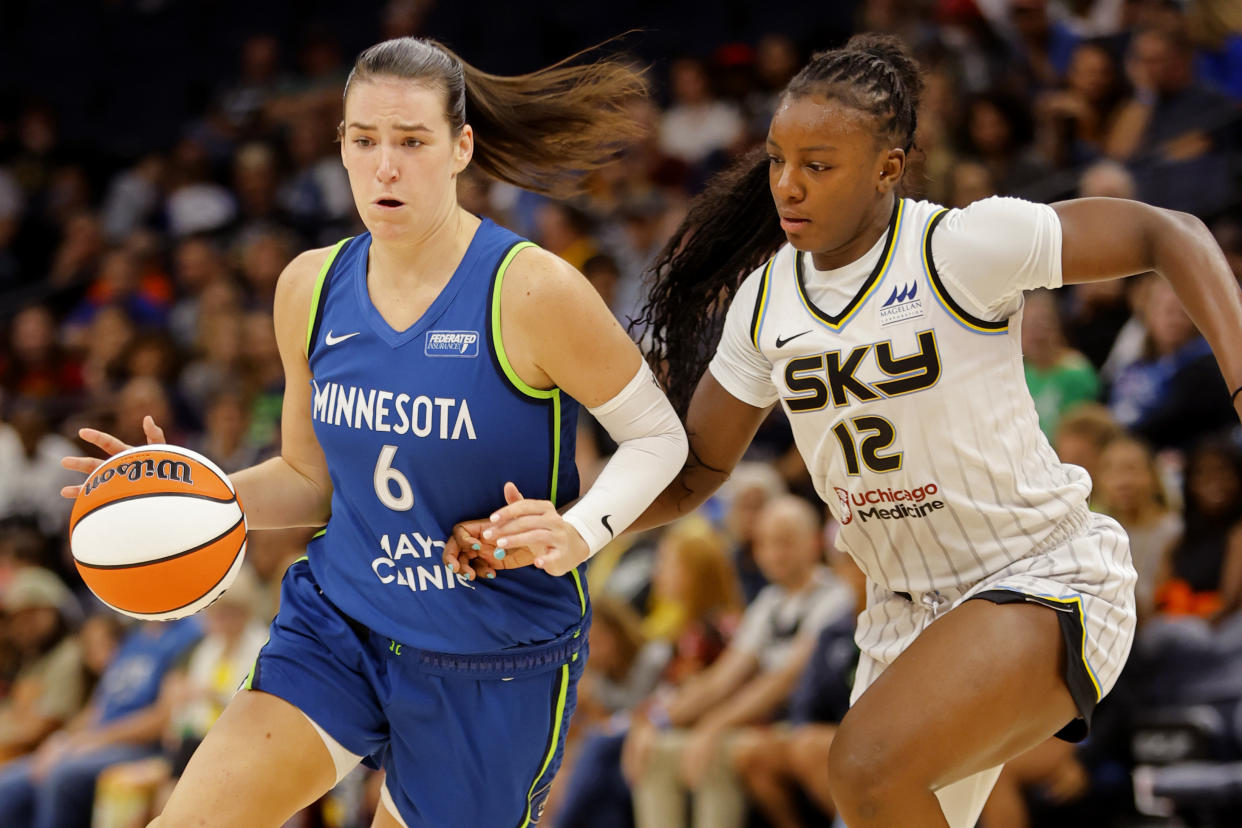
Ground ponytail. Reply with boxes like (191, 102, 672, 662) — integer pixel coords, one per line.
(345, 37, 647, 198)
(633, 149, 784, 416)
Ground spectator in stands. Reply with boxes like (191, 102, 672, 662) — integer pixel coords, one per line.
(1053, 402, 1123, 489)
(93, 568, 267, 823)
(1106, 26, 1238, 214)
(727, 529, 865, 828)
(1159, 438, 1242, 616)
(99, 155, 166, 244)
(111, 376, 178, 449)
(1034, 39, 1128, 168)
(177, 299, 245, 415)
(230, 143, 290, 247)
(1108, 277, 1236, 450)
(166, 237, 233, 349)
(63, 248, 170, 335)
(191, 390, 260, 474)
(164, 138, 236, 239)
(957, 91, 1052, 195)
(0, 305, 83, 415)
(624, 496, 853, 828)
(0, 568, 83, 764)
(659, 57, 745, 169)
(721, 462, 785, 604)
(555, 519, 746, 828)
(1095, 434, 1183, 619)
(0, 398, 79, 537)
(576, 596, 666, 728)
(1022, 288, 1101, 439)
(237, 228, 294, 311)
(534, 202, 598, 273)
(0, 617, 201, 828)
(640, 519, 743, 679)
(278, 113, 354, 242)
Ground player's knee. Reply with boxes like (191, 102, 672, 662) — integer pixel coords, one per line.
(827, 719, 914, 812)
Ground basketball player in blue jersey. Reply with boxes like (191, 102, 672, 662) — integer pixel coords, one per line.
(60, 38, 687, 828)
(452, 34, 1242, 828)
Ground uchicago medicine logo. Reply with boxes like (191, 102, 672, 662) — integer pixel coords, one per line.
(834, 482, 944, 525)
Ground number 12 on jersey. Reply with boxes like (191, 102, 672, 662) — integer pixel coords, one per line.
(832, 416, 902, 474)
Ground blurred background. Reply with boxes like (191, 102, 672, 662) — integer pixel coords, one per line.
(0, 0, 1240, 826)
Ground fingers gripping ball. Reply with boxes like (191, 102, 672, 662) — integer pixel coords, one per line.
(69, 445, 247, 620)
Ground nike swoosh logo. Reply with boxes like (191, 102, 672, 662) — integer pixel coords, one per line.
(775, 330, 812, 348)
(325, 330, 360, 346)
(601, 514, 614, 538)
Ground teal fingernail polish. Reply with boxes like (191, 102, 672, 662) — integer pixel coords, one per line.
(471, 543, 480, 552)
(494, 548, 506, 560)
(448, 561, 457, 571)
(486, 572, 496, 579)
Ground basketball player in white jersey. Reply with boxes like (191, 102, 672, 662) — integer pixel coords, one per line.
(449, 33, 1242, 828)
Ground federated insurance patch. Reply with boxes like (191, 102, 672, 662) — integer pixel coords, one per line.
(425, 330, 480, 357)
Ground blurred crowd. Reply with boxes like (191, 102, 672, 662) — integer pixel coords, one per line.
(1, 0, 1241, 826)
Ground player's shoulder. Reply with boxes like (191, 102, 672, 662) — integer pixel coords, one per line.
(932, 196, 1057, 240)
(274, 242, 349, 311)
(503, 243, 590, 314)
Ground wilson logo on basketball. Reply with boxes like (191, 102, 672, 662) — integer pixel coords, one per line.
(81, 458, 193, 497)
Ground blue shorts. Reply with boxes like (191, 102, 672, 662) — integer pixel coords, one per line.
(248, 558, 587, 827)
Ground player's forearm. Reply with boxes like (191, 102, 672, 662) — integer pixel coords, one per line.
(230, 456, 332, 530)
(1151, 210, 1242, 396)
(627, 452, 729, 534)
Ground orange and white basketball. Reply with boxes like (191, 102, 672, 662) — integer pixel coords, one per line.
(69, 444, 247, 620)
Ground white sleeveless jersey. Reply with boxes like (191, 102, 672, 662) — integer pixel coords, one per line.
(711, 197, 1094, 594)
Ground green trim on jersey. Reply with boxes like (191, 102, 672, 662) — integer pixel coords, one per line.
(304, 238, 353, 357)
(517, 662, 570, 828)
(489, 241, 563, 504)
(489, 240, 587, 618)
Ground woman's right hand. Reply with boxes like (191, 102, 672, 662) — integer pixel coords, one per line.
(60, 415, 167, 499)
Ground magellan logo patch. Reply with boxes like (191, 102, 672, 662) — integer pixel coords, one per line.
(878, 282, 924, 327)
(425, 330, 479, 357)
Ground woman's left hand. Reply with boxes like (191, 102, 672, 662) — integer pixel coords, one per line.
(483, 482, 590, 577)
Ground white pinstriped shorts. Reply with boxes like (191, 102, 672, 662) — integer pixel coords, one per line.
(850, 510, 1138, 740)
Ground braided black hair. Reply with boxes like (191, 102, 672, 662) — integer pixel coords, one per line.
(634, 33, 923, 416)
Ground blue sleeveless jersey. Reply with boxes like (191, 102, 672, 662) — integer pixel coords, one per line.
(304, 220, 584, 653)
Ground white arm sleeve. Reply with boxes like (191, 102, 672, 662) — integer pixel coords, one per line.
(706, 268, 781, 408)
(930, 196, 1064, 321)
(563, 361, 688, 556)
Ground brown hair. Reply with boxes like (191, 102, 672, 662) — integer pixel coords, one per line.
(344, 37, 647, 198)
(658, 522, 743, 625)
(590, 595, 646, 678)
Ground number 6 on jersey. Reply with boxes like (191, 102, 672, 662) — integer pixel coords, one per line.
(374, 444, 413, 510)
